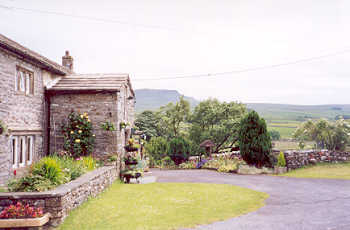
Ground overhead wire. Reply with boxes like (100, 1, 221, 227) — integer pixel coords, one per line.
(132, 49, 350, 81)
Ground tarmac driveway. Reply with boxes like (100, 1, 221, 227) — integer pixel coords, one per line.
(151, 169, 350, 230)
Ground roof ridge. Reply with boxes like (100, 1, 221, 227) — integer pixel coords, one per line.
(0, 33, 71, 75)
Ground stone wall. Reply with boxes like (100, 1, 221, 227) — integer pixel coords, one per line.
(0, 166, 118, 228)
(283, 150, 350, 169)
(214, 150, 350, 170)
(0, 48, 60, 185)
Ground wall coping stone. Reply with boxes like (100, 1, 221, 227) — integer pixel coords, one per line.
(0, 166, 116, 199)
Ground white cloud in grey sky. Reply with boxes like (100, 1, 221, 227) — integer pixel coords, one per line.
(1, 0, 349, 104)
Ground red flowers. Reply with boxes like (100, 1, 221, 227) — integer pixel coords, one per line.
(0, 202, 43, 219)
(13, 170, 16, 176)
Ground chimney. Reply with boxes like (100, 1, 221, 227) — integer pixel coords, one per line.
(62, 50, 73, 71)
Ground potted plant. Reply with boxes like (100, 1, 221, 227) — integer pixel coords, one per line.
(119, 121, 130, 130)
(0, 120, 6, 136)
(123, 155, 138, 165)
(100, 121, 116, 131)
(0, 202, 51, 228)
(124, 139, 138, 152)
(274, 151, 287, 174)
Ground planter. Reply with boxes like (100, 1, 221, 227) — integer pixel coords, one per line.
(0, 213, 51, 228)
(125, 161, 138, 165)
(274, 166, 287, 174)
(122, 172, 142, 183)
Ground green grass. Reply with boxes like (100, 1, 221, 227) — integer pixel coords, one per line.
(0, 187, 7, 192)
(268, 126, 296, 139)
(280, 162, 350, 180)
(273, 141, 314, 151)
(58, 182, 268, 230)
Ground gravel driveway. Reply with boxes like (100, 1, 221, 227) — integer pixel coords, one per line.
(151, 169, 350, 230)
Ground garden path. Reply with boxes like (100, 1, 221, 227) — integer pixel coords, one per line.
(152, 169, 350, 230)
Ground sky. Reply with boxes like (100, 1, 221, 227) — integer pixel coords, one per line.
(1, 0, 350, 105)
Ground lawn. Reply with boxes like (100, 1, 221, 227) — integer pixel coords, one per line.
(58, 182, 268, 230)
(280, 162, 350, 180)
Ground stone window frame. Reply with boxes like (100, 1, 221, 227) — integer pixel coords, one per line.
(15, 66, 34, 95)
(11, 135, 35, 168)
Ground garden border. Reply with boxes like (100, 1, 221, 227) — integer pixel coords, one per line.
(0, 165, 118, 228)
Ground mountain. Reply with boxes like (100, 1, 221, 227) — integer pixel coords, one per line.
(135, 89, 199, 113)
(134, 89, 350, 121)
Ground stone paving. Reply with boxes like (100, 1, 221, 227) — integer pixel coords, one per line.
(152, 169, 350, 230)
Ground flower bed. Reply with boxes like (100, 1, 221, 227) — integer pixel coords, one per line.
(7, 155, 98, 192)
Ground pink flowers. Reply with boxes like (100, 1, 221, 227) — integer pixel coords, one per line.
(0, 202, 44, 219)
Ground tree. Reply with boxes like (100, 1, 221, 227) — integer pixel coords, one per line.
(144, 136, 169, 165)
(294, 119, 350, 151)
(268, 130, 281, 141)
(135, 110, 165, 140)
(168, 137, 190, 165)
(189, 99, 246, 153)
(238, 111, 272, 168)
(158, 96, 190, 138)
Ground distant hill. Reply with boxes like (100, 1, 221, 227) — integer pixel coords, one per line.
(134, 89, 350, 121)
(246, 103, 350, 122)
(135, 89, 199, 113)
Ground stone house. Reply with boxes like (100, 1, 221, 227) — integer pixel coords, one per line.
(0, 34, 135, 185)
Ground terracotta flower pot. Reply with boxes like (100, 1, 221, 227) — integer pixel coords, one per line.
(0, 213, 51, 228)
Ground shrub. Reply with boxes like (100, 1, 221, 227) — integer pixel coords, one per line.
(0, 202, 43, 219)
(8, 175, 54, 192)
(277, 151, 286, 167)
(161, 156, 175, 168)
(145, 137, 169, 162)
(61, 112, 95, 158)
(32, 157, 66, 185)
(179, 161, 197, 169)
(168, 137, 190, 165)
(238, 111, 272, 168)
(203, 158, 240, 172)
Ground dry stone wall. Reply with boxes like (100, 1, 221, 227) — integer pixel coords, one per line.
(0, 166, 118, 228)
(283, 150, 350, 169)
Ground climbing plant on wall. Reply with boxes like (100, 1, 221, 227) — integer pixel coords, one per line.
(61, 112, 95, 158)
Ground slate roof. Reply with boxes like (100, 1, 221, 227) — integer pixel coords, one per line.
(47, 73, 135, 96)
(0, 33, 71, 75)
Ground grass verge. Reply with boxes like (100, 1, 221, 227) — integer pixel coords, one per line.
(280, 162, 350, 180)
(58, 182, 268, 230)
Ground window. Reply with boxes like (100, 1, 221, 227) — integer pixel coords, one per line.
(19, 137, 25, 167)
(11, 137, 18, 169)
(15, 67, 34, 95)
(27, 136, 33, 165)
(11, 135, 34, 168)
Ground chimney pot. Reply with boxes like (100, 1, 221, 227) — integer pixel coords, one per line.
(62, 51, 73, 71)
